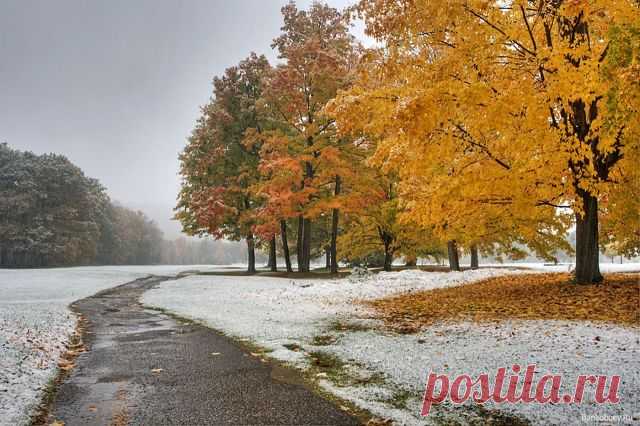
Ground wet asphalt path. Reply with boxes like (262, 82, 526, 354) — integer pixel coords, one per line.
(48, 276, 359, 426)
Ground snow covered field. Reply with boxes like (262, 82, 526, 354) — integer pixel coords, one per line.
(143, 265, 640, 425)
(417, 261, 640, 274)
(0, 265, 224, 426)
(481, 262, 640, 274)
(2, 264, 637, 425)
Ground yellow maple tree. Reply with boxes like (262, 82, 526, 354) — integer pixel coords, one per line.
(332, 0, 639, 283)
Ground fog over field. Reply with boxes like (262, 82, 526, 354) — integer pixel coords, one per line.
(0, 0, 362, 238)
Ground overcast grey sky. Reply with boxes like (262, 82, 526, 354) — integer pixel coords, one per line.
(0, 0, 361, 238)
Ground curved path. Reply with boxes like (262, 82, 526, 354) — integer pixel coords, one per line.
(47, 276, 359, 425)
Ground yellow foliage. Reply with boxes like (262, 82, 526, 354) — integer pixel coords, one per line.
(330, 0, 640, 264)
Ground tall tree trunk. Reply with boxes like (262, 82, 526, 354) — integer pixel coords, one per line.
(470, 245, 479, 270)
(280, 220, 292, 273)
(269, 236, 277, 272)
(325, 247, 331, 270)
(246, 234, 256, 274)
(300, 159, 314, 273)
(296, 215, 304, 272)
(379, 230, 394, 272)
(330, 175, 341, 274)
(574, 190, 603, 284)
(447, 240, 460, 271)
(302, 217, 312, 272)
(383, 242, 393, 272)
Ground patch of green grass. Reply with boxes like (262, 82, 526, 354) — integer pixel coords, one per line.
(406, 400, 530, 426)
(383, 389, 413, 410)
(283, 343, 303, 351)
(311, 334, 338, 346)
(327, 320, 373, 333)
(466, 403, 530, 425)
(307, 350, 351, 385)
(307, 351, 387, 390)
(351, 371, 387, 386)
(309, 350, 345, 369)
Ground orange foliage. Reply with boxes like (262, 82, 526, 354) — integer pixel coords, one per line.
(368, 273, 640, 332)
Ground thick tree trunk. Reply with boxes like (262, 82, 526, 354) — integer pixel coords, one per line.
(280, 220, 293, 273)
(268, 236, 277, 272)
(300, 159, 314, 273)
(378, 227, 395, 272)
(325, 247, 331, 270)
(246, 234, 256, 274)
(296, 215, 304, 272)
(329, 217, 338, 273)
(302, 217, 312, 272)
(330, 175, 341, 274)
(574, 191, 603, 284)
(447, 240, 460, 271)
(383, 243, 393, 272)
(470, 245, 479, 270)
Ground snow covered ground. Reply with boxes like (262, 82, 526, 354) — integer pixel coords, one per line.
(417, 261, 640, 274)
(143, 265, 640, 425)
(0, 265, 226, 426)
(480, 262, 640, 274)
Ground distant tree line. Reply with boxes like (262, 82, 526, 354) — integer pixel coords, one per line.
(0, 143, 246, 268)
(160, 237, 264, 265)
(0, 144, 159, 267)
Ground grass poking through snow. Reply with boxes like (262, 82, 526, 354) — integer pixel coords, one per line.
(311, 334, 338, 346)
(327, 320, 373, 333)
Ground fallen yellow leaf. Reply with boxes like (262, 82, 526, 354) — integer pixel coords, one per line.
(367, 273, 640, 330)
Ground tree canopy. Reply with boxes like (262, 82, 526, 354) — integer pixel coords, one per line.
(176, 1, 638, 281)
(0, 143, 164, 267)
